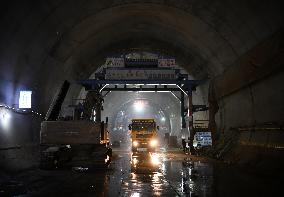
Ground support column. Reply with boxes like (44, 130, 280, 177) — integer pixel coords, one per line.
(181, 92, 186, 129)
(180, 92, 187, 139)
(188, 89, 195, 154)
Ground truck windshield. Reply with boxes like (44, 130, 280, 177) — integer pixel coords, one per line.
(132, 123, 155, 131)
(136, 134, 153, 138)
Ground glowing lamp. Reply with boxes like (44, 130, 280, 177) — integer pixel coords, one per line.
(150, 139, 158, 147)
(133, 141, 139, 147)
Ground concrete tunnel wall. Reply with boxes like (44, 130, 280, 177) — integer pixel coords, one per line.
(0, 0, 283, 171)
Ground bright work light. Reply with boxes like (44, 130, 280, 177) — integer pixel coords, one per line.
(133, 141, 139, 147)
(133, 100, 144, 112)
(150, 139, 158, 147)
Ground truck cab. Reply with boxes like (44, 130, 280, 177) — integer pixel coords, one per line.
(129, 119, 159, 153)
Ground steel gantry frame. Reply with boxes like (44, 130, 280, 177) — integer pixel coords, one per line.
(78, 66, 204, 154)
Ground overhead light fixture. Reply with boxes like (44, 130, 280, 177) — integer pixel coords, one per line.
(99, 84, 109, 92)
(176, 85, 188, 96)
(170, 92, 179, 101)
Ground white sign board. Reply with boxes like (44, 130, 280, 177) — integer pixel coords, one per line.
(158, 59, 176, 68)
(19, 91, 32, 109)
(105, 58, 125, 67)
(105, 69, 176, 80)
(194, 132, 212, 146)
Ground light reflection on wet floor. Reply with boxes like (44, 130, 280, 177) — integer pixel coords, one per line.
(108, 151, 213, 197)
(1, 149, 283, 196)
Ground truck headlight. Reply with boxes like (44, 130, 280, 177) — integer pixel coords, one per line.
(150, 139, 158, 147)
(133, 141, 139, 147)
(150, 153, 160, 165)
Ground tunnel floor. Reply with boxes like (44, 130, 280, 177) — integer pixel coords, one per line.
(0, 148, 283, 197)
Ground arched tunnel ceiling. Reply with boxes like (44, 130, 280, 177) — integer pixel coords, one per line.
(0, 0, 283, 112)
(58, 4, 239, 77)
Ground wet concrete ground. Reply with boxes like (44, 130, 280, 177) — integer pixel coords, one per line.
(0, 148, 283, 196)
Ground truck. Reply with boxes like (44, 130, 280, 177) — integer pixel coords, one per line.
(39, 80, 112, 169)
(129, 119, 159, 153)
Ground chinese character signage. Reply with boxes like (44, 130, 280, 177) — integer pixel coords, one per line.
(158, 59, 176, 68)
(195, 132, 212, 146)
(105, 69, 176, 80)
(105, 58, 125, 67)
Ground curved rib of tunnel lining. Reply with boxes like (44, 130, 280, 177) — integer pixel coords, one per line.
(19, 3, 249, 112)
(1, 1, 281, 105)
(0, 0, 283, 174)
(55, 3, 239, 77)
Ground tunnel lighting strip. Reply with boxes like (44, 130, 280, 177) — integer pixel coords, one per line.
(99, 84, 109, 92)
(137, 91, 172, 92)
(176, 85, 188, 96)
(170, 92, 181, 102)
(143, 84, 177, 86)
(0, 103, 42, 117)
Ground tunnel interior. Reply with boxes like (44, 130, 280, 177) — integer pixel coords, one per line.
(70, 52, 208, 147)
(104, 96, 172, 146)
(0, 0, 283, 196)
